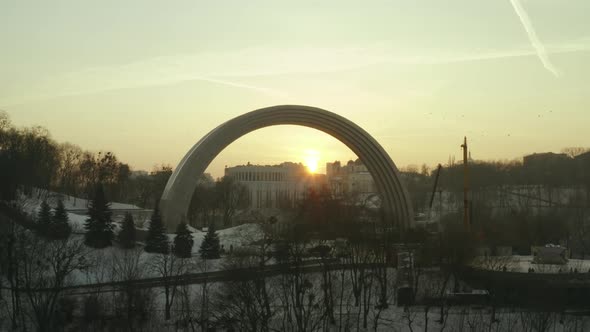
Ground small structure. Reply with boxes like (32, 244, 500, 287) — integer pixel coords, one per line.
(532, 245, 569, 265)
(475, 246, 492, 257)
(495, 246, 513, 256)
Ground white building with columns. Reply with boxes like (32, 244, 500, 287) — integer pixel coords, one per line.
(225, 162, 325, 210)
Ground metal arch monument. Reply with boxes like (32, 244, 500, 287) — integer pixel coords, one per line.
(160, 105, 414, 232)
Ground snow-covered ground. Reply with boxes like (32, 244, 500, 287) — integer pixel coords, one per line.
(19, 191, 93, 233)
(8, 192, 590, 332)
(58, 223, 264, 285)
(169, 222, 262, 254)
(471, 255, 590, 273)
(22, 188, 143, 211)
(18, 188, 149, 232)
(15, 191, 266, 285)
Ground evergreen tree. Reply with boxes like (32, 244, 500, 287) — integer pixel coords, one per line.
(199, 223, 220, 259)
(36, 200, 52, 236)
(84, 184, 114, 248)
(50, 199, 71, 240)
(173, 222, 193, 258)
(144, 204, 169, 254)
(117, 212, 136, 249)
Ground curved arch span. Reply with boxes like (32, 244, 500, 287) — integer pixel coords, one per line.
(160, 105, 413, 231)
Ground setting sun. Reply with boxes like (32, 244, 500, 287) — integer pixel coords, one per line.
(303, 149, 320, 173)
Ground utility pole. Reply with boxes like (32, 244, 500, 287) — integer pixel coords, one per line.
(461, 137, 470, 231)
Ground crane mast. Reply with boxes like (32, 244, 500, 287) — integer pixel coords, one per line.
(461, 137, 470, 231)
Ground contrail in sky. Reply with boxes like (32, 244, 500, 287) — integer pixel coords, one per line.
(509, 0, 560, 77)
(194, 76, 288, 98)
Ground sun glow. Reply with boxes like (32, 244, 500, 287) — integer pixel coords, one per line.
(303, 149, 320, 173)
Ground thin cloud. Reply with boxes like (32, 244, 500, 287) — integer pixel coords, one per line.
(194, 77, 288, 98)
(509, 0, 560, 77)
(0, 71, 288, 106)
(3, 39, 589, 106)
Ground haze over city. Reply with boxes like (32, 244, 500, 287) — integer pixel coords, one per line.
(4, 1, 590, 331)
(2, 1, 589, 177)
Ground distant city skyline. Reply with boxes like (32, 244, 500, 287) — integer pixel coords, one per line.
(4, 106, 587, 179)
(4, 107, 588, 179)
(2, 1, 589, 179)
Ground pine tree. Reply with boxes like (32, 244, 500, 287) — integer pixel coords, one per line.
(144, 204, 169, 254)
(117, 212, 136, 249)
(84, 184, 114, 248)
(50, 199, 71, 240)
(173, 222, 193, 258)
(36, 200, 52, 237)
(199, 223, 220, 259)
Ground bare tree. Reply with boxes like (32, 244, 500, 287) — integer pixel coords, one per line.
(213, 218, 278, 331)
(562, 147, 590, 158)
(519, 310, 558, 332)
(175, 283, 199, 332)
(334, 265, 355, 331)
(18, 234, 89, 332)
(56, 143, 83, 200)
(111, 248, 149, 331)
(188, 184, 216, 229)
(215, 252, 275, 331)
(216, 176, 249, 228)
(312, 243, 337, 330)
(0, 215, 26, 330)
(193, 259, 212, 331)
(147, 250, 190, 321)
(401, 305, 417, 332)
(275, 236, 323, 332)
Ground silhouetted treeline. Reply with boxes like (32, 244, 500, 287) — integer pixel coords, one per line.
(188, 176, 249, 229)
(400, 149, 590, 213)
(0, 119, 58, 201)
(403, 153, 590, 256)
(0, 112, 171, 208)
(437, 151, 590, 192)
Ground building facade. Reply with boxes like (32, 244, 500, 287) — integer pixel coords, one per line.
(326, 159, 377, 197)
(225, 162, 324, 210)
